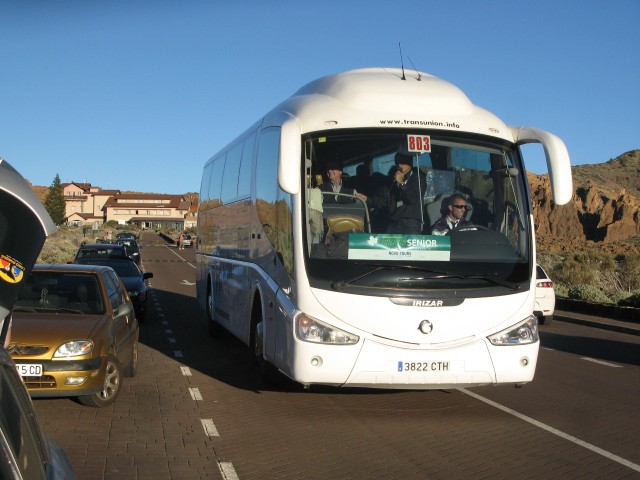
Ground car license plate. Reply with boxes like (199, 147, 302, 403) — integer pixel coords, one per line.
(397, 361, 450, 372)
(16, 364, 43, 377)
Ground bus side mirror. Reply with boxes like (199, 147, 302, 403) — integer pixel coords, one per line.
(511, 126, 573, 205)
(278, 117, 301, 195)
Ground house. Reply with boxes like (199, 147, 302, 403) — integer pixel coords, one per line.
(103, 193, 190, 230)
(63, 182, 119, 226)
(62, 182, 191, 229)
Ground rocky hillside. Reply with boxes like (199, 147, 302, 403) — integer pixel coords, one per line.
(530, 150, 640, 254)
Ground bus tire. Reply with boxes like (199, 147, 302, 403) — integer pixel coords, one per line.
(207, 284, 223, 338)
(251, 303, 281, 385)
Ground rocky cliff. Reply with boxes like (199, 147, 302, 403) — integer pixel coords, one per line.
(530, 150, 640, 254)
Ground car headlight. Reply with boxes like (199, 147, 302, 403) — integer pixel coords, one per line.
(54, 340, 94, 357)
(295, 314, 359, 344)
(488, 315, 539, 346)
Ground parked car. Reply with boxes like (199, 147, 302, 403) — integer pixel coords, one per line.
(9, 263, 139, 407)
(0, 347, 75, 479)
(535, 265, 555, 325)
(116, 238, 141, 265)
(177, 233, 192, 247)
(116, 231, 137, 241)
(74, 243, 132, 263)
(74, 257, 152, 321)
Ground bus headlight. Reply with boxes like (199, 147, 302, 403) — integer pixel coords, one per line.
(487, 315, 539, 346)
(295, 314, 359, 345)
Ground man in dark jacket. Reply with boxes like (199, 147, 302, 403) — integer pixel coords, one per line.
(361, 151, 426, 234)
(319, 160, 356, 203)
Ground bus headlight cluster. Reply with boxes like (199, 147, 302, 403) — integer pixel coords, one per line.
(487, 315, 539, 346)
(295, 314, 359, 345)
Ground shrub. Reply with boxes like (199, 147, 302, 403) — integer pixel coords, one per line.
(567, 284, 612, 304)
(618, 291, 640, 308)
(553, 283, 569, 298)
(37, 226, 85, 264)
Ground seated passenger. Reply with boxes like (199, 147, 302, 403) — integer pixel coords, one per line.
(431, 193, 472, 235)
(319, 160, 356, 203)
(360, 151, 425, 235)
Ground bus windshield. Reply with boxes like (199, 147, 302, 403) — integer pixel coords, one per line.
(303, 129, 531, 292)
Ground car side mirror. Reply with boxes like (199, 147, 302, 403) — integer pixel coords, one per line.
(143, 272, 153, 280)
(115, 303, 133, 318)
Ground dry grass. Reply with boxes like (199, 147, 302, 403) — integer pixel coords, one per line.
(37, 226, 96, 264)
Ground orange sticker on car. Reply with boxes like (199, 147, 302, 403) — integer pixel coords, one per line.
(0, 254, 25, 284)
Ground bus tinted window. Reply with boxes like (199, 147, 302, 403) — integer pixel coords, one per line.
(238, 131, 256, 198)
(221, 143, 242, 203)
(208, 156, 225, 207)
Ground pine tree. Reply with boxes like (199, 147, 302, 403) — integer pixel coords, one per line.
(44, 174, 66, 225)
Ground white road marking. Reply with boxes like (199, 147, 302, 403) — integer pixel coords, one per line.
(180, 366, 191, 376)
(165, 329, 173, 334)
(218, 461, 240, 480)
(581, 357, 622, 368)
(201, 418, 219, 437)
(167, 246, 196, 269)
(189, 388, 203, 401)
(168, 337, 176, 343)
(459, 388, 640, 473)
(173, 350, 183, 358)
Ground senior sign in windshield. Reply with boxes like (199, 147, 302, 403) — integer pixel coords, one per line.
(347, 234, 451, 261)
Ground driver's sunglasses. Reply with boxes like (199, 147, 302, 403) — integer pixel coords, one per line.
(452, 204, 470, 210)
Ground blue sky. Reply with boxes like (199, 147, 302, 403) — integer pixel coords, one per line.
(1, 1, 638, 195)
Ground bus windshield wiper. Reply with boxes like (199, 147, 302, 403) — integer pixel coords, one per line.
(332, 265, 450, 291)
(399, 272, 520, 290)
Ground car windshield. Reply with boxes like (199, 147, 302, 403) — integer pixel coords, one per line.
(76, 246, 127, 258)
(14, 272, 105, 315)
(303, 129, 531, 292)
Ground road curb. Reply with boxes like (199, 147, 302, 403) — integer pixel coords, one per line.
(554, 313, 640, 336)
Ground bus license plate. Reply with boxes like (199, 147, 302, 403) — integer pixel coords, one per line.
(398, 361, 450, 372)
(16, 364, 43, 377)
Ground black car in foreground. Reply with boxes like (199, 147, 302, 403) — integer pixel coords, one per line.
(73, 258, 153, 321)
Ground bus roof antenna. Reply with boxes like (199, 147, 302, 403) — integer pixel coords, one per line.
(408, 56, 422, 81)
(398, 42, 406, 80)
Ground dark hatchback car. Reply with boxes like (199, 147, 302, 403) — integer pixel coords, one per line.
(115, 232, 137, 241)
(115, 238, 141, 265)
(74, 258, 152, 321)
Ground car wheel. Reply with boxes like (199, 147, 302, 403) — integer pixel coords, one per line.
(539, 314, 553, 326)
(123, 339, 138, 378)
(207, 286, 223, 338)
(78, 355, 122, 408)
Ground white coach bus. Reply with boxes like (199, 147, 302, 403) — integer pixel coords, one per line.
(196, 68, 572, 389)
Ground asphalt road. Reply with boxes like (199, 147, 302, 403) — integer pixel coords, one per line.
(32, 232, 640, 480)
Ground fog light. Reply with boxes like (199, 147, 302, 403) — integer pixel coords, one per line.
(65, 376, 88, 385)
(520, 357, 529, 367)
(310, 356, 323, 367)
